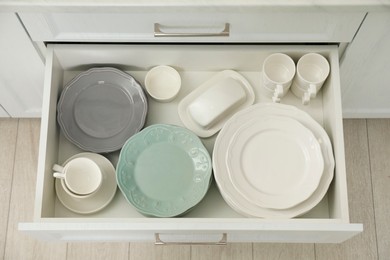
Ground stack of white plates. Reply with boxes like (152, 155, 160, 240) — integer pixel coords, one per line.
(213, 103, 335, 218)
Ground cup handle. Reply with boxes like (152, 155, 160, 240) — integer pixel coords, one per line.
(302, 84, 317, 105)
(308, 84, 317, 98)
(302, 92, 311, 105)
(272, 96, 281, 103)
(53, 164, 65, 179)
(272, 84, 284, 102)
(273, 84, 284, 98)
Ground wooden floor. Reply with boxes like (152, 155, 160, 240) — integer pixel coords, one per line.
(0, 118, 388, 260)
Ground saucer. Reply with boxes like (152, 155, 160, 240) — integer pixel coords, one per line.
(55, 153, 117, 214)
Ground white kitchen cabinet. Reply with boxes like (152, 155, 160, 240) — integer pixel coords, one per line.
(0, 104, 9, 117)
(341, 12, 390, 118)
(0, 13, 44, 117)
(18, 10, 365, 43)
(19, 43, 362, 243)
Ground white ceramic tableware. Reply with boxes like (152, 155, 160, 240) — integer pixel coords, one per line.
(54, 152, 117, 214)
(178, 70, 255, 138)
(53, 157, 102, 198)
(226, 115, 324, 209)
(262, 53, 296, 103)
(144, 65, 181, 102)
(292, 53, 330, 105)
(213, 103, 335, 218)
(188, 77, 246, 129)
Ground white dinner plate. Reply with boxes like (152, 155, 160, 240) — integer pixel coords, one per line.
(213, 103, 335, 218)
(226, 115, 324, 209)
(55, 153, 117, 214)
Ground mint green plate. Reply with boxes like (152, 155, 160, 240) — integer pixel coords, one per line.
(116, 124, 212, 217)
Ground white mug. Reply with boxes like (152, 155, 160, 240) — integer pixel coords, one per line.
(53, 157, 102, 198)
(292, 53, 330, 105)
(262, 53, 296, 103)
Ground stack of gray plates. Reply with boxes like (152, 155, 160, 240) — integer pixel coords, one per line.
(57, 67, 148, 153)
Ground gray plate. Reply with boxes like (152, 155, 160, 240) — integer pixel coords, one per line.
(57, 67, 148, 153)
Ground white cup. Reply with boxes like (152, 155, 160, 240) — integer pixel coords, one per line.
(262, 53, 296, 103)
(53, 157, 102, 198)
(292, 53, 330, 105)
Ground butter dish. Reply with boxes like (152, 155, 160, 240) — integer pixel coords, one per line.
(178, 70, 255, 138)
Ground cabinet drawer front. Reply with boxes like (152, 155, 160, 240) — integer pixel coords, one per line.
(20, 222, 362, 243)
(0, 13, 44, 118)
(19, 11, 365, 43)
(20, 43, 362, 242)
(0, 105, 9, 117)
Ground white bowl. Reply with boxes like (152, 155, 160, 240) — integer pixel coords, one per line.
(144, 65, 181, 102)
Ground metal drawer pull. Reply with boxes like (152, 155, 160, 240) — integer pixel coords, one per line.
(154, 233, 227, 245)
(154, 23, 230, 37)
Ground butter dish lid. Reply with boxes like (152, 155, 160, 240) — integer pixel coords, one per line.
(178, 70, 255, 138)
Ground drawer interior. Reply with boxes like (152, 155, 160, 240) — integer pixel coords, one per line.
(36, 44, 348, 223)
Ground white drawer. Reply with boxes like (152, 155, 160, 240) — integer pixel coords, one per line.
(19, 10, 365, 43)
(19, 44, 362, 243)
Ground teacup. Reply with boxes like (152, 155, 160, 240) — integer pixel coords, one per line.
(53, 157, 102, 198)
(292, 53, 330, 105)
(262, 53, 296, 103)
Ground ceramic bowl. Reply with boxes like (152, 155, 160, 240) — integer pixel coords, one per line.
(144, 65, 181, 102)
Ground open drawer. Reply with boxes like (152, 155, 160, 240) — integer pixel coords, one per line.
(19, 44, 362, 243)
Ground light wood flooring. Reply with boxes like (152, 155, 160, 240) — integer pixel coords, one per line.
(0, 118, 388, 260)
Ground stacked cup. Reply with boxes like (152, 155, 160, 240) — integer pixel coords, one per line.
(262, 52, 330, 105)
(291, 53, 330, 105)
(262, 53, 296, 103)
(52, 152, 118, 214)
(53, 157, 103, 199)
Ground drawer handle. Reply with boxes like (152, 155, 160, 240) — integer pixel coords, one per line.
(154, 23, 230, 37)
(154, 233, 227, 245)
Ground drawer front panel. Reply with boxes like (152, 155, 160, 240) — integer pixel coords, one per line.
(19, 11, 365, 43)
(20, 44, 362, 242)
(0, 105, 10, 117)
(19, 222, 362, 243)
